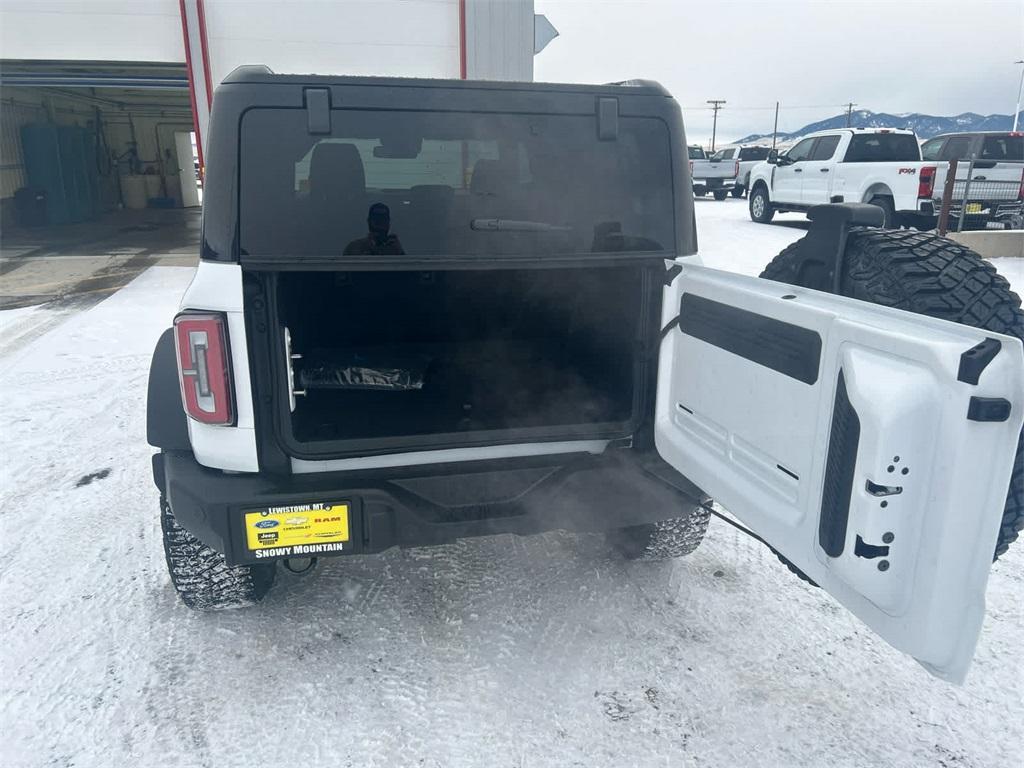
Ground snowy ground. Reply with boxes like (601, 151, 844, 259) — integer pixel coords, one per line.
(2, 200, 1022, 768)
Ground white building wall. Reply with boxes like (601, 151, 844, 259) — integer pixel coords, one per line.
(203, 0, 462, 84)
(465, 0, 534, 81)
(0, 0, 535, 84)
(0, 0, 184, 63)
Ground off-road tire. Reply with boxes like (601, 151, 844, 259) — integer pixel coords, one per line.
(867, 195, 896, 229)
(713, 189, 729, 201)
(161, 498, 277, 610)
(762, 229, 1024, 564)
(749, 184, 774, 223)
(609, 504, 712, 561)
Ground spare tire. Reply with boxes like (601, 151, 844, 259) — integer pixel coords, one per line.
(761, 228, 1024, 561)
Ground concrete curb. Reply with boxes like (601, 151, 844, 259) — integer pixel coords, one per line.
(946, 230, 1024, 259)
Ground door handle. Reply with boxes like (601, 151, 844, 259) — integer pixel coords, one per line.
(820, 168, 830, 172)
(794, 168, 803, 173)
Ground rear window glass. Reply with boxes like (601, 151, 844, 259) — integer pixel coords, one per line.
(688, 146, 705, 159)
(738, 147, 770, 161)
(240, 109, 675, 258)
(981, 135, 1023, 161)
(843, 133, 920, 162)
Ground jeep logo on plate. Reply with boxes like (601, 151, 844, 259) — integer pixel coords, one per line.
(254, 520, 279, 529)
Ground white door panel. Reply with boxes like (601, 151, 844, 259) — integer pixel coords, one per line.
(656, 265, 1024, 682)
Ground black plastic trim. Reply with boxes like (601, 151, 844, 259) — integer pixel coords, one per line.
(957, 337, 1001, 385)
(819, 371, 860, 558)
(678, 293, 822, 384)
(146, 329, 191, 451)
(967, 396, 1011, 423)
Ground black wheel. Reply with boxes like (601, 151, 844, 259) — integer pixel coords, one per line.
(161, 498, 277, 610)
(762, 229, 1024, 562)
(693, 185, 707, 197)
(713, 189, 729, 201)
(731, 185, 745, 198)
(749, 184, 774, 223)
(608, 504, 711, 561)
(867, 195, 896, 228)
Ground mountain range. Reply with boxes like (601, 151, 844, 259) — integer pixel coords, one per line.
(735, 109, 1024, 144)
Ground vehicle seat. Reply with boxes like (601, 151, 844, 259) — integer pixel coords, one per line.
(307, 142, 367, 251)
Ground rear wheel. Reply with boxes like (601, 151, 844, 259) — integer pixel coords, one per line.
(609, 505, 711, 560)
(762, 229, 1024, 562)
(731, 185, 745, 198)
(749, 185, 774, 223)
(161, 498, 277, 610)
(867, 195, 896, 228)
(713, 189, 729, 201)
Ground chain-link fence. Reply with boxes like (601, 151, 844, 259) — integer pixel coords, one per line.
(937, 159, 1024, 234)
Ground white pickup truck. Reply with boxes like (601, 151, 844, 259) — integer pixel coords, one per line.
(709, 145, 775, 198)
(922, 131, 1024, 230)
(690, 149, 739, 200)
(747, 129, 937, 228)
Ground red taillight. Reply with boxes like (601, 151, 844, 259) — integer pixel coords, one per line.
(918, 165, 936, 199)
(173, 312, 234, 425)
(1018, 167, 1024, 201)
(689, 160, 694, 173)
(734, 160, 740, 177)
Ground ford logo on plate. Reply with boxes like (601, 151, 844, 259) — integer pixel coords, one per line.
(254, 520, 279, 529)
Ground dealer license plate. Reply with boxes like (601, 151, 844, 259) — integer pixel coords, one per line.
(244, 501, 350, 555)
(965, 202, 983, 214)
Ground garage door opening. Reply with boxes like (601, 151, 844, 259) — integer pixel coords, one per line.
(0, 61, 201, 308)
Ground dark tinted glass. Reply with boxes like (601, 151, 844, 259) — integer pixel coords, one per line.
(939, 136, 972, 161)
(843, 133, 920, 162)
(785, 138, 816, 162)
(240, 109, 675, 258)
(981, 135, 1024, 161)
(738, 147, 770, 161)
(810, 135, 841, 160)
(688, 146, 705, 159)
(920, 138, 943, 161)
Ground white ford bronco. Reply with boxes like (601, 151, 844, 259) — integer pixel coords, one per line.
(148, 68, 1024, 683)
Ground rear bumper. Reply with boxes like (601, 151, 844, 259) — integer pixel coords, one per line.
(155, 449, 706, 566)
(692, 178, 734, 190)
(930, 198, 1023, 222)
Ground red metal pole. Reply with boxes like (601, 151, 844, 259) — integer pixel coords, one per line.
(458, 0, 467, 79)
(178, 0, 205, 179)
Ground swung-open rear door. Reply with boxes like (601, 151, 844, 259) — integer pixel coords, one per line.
(656, 264, 1023, 682)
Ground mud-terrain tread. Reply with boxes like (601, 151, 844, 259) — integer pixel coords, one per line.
(612, 505, 712, 561)
(161, 498, 276, 610)
(762, 229, 1024, 562)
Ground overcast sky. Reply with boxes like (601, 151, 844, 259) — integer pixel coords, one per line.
(534, 0, 1024, 146)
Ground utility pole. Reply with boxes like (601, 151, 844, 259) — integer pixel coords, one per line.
(771, 101, 780, 151)
(845, 102, 857, 127)
(707, 99, 726, 152)
(1013, 60, 1024, 133)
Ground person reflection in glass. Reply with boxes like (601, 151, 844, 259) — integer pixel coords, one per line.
(344, 203, 405, 255)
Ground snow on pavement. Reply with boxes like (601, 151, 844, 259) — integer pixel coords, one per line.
(1, 201, 1022, 768)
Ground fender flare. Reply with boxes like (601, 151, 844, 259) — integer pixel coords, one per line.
(147, 328, 191, 451)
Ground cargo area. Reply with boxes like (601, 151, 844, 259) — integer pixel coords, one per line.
(275, 266, 651, 452)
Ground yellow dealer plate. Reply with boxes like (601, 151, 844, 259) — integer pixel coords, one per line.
(965, 202, 983, 214)
(244, 502, 350, 552)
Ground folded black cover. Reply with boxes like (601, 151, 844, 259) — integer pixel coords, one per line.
(299, 348, 430, 391)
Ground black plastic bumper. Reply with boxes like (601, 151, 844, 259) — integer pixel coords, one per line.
(155, 449, 706, 566)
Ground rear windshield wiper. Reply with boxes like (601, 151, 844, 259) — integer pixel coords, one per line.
(470, 218, 572, 232)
